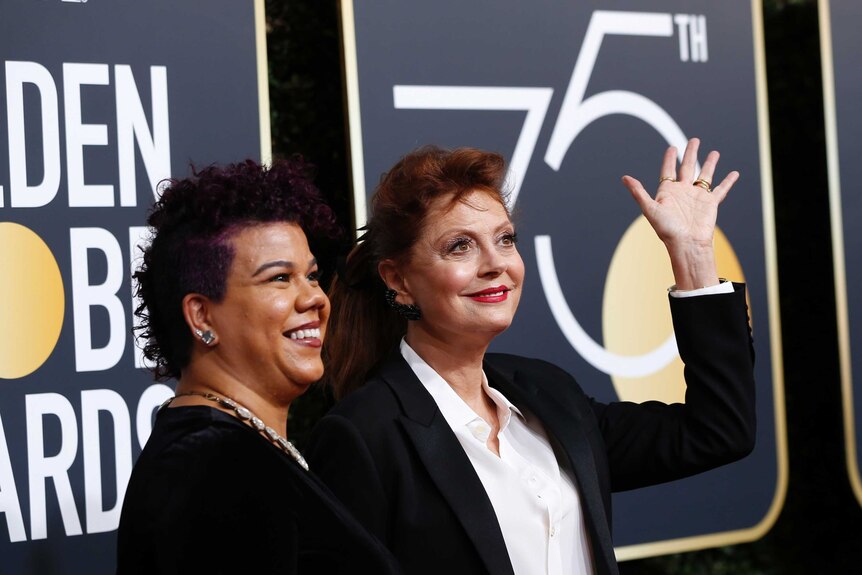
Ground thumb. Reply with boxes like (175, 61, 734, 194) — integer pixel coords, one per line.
(621, 175, 653, 215)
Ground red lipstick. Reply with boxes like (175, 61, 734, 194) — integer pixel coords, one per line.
(466, 286, 510, 303)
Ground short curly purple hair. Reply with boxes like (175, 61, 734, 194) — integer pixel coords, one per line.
(134, 158, 341, 381)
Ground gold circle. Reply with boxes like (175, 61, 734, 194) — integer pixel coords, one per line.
(602, 216, 746, 403)
(0, 223, 65, 379)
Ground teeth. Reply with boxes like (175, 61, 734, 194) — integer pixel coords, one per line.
(477, 291, 504, 297)
(289, 328, 320, 340)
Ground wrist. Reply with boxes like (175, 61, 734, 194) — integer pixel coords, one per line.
(665, 241, 719, 291)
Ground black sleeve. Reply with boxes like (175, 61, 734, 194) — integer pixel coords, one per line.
(593, 283, 756, 491)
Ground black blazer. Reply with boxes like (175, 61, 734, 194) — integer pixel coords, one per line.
(306, 285, 755, 575)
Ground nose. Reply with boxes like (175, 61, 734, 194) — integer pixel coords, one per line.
(297, 280, 328, 312)
(479, 245, 508, 278)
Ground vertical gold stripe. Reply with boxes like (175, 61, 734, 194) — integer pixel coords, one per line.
(255, 0, 273, 165)
(340, 0, 368, 233)
(750, 0, 790, 538)
(819, 0, 862, 506)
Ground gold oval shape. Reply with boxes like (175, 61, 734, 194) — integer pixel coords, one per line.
(0, 222, 65, 379)
(603, 216, 746, 403)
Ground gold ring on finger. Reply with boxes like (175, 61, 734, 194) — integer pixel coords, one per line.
(659, 176, 676, 184)
(693, 178, 713, 193)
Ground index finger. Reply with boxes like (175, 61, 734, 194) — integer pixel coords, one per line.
(711, 170, 740, 204)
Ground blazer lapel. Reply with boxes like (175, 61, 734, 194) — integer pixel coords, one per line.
(377, 352, 516, 575)
(485, 360, 619, 575)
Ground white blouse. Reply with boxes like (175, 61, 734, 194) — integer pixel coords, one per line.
(400, 340, 594, 575)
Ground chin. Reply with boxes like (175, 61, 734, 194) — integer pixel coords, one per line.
(297, 370, 324, 387)
(489, 314, 516, 330)
(470, 320, 514, 338)
(283, 365, 324, 390)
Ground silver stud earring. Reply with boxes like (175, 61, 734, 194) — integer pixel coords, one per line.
(194, 328, 216, 345)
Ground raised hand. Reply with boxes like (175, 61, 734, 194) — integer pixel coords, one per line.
(620, 138, 740, 291)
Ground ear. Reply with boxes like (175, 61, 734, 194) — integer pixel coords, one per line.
(378, 259, 414, 303)
(182, 293, 216, 343)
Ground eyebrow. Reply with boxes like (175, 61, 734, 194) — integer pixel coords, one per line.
(436, 221, 515, 240)
(252, 258, 317, 277)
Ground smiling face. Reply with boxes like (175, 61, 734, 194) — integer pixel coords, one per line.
(205, 222, 330, 402)
(392, 190, 524, 349)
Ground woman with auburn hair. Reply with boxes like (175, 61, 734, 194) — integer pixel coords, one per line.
(116, 159, 401, 574)
(307, 140, 755, 575)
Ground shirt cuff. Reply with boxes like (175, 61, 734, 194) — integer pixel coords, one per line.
(668, 279, 734, 298)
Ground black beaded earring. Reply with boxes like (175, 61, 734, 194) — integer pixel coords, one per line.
(384, 288, 422, 321)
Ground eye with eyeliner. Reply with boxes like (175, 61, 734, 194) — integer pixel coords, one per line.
(499, 231, 518, 247)
(443, 236, 473, 255)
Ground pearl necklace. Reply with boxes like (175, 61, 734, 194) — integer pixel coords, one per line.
(163, 391, 309, 471)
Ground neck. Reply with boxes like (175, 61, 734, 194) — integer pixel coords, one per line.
(176, 362, 290, 437)
(405, 328, 494, 417)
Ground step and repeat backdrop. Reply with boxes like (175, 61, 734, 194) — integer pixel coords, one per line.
(341, 0, 786, 559)
(821, 0, 862, 507)
(0, 0, 269, 571)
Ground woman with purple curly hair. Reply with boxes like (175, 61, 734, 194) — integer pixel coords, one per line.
(116, 159, 401, 574)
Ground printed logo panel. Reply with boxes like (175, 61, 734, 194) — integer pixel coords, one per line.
(0, 1, 267, 571)
(344, 0, 785, 557)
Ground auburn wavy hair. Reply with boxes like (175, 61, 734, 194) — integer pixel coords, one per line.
(324, 146, 509, 398)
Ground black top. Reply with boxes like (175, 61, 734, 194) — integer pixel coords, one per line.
(116, 405, 401, 574)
